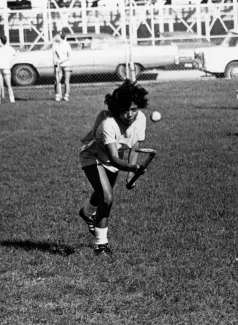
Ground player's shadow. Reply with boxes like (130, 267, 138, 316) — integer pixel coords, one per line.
(227, 132, 238, 137)
(0, 239, 77, 256)
(14, 97, 54, 101)
(1, 97, 54, 102)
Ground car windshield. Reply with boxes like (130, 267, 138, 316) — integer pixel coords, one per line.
(40, 35, 125, 51)
(41, 37, 93, 51)
(41, 43, 53, 50)
(221, 33, 238, 47)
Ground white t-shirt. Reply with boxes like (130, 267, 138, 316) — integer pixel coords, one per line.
(53, 40, 71, 67)
(0, 45, 16, 69)
(80, 110, 146, 172)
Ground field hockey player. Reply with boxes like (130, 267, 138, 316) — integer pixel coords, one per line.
(79, 79, 149, 257)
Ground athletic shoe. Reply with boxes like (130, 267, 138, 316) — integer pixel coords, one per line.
(63, 94, 69, 101)
(10, 97, 15, 103)
(94, 244, 113, 257)
(55, 95, 61, 102)
(79, 208, 95, 236)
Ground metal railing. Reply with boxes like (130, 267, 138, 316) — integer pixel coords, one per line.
(0, 0, 237, 89)
(0, 0, 237, 49)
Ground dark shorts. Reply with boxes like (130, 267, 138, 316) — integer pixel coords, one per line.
(54, 65, 70, 72)
(83, 164, 118, 193)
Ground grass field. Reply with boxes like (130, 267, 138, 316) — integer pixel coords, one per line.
(0, 79, 237, 325)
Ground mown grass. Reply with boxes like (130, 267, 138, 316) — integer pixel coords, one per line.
(0, 79, 237, 325)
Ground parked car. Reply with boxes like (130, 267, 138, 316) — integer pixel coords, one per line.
(194, 29, 238, 78)
(159, 31, 214, 68)
(11, 33, 179, 86)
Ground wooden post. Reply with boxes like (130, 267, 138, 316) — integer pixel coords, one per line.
(233, 0, 238, 30)
(19, 13, 25, 48)
(3, 0, 9, 40)
(48, 0, 53, 41)
(129, 0, 135, 81)
(119, 0, 129, 78)
(196, 0, 202, 36)
(42, 0, 49, 43)
(158, 1, 165, 34)
(81, 0, 87, 34)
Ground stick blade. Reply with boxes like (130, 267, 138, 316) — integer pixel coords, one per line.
(135, 148, 156, 154)
(126, 148, 156, 190)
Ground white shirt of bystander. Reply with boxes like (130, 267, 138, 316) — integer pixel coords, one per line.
(53, 40, 71, 68)
(0, 45, 16, 70)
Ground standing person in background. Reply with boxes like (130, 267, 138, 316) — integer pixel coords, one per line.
(52, 31, 72, 102)
(0, 35, 16, 103)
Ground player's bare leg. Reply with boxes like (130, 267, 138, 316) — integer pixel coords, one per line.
(0, 73, 3, 103)
(3, 73, 14, 103)
(79, 193, 97, 236)
(55, 66, 62, 101)
(63, 69, 70, 101)
(81, 165, 117, 257)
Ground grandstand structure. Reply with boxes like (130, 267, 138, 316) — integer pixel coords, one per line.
(0, 0, 237, 49)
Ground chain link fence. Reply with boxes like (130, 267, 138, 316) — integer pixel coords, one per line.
(0, 0, 238, 89)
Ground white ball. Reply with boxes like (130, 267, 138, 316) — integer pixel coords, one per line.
(150, 111, 161, 122)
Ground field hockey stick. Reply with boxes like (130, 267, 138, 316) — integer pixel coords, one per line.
(126, 148, 156, 190)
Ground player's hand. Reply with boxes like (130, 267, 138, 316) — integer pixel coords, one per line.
(130, 164, 141, 173)
(135, 165, 147, 175)
(126, 166, 146, 188)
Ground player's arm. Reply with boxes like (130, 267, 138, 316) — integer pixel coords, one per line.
(126, 141, 142, 183)
(67, 42, 72, 59)
(58, 43, 71, 65)
(126, 112, 147, 186)
(9, 46, 17, 67)
(106, 143, 139, 172)
(53, 46, 59, 65)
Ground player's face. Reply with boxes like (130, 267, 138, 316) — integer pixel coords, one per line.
(119, 104, 138, 126)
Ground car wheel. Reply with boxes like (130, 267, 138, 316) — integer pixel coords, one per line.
(224, 62, 238, 79)
(116, 64, 141, 81)
(12, 64, 37, 86)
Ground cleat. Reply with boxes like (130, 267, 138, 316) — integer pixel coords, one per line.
(79, 208, 95, 236)
(94, 244, 113, 257)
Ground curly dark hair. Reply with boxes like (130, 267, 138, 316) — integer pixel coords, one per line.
(59, 31, 66, 40)
(104, 79, 148, 116)
(0, 35, 7, 45)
